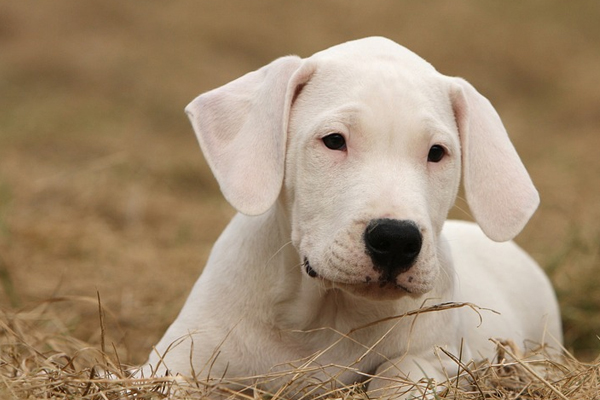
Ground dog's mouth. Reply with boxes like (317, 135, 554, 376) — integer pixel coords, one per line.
(303, 258, 415, 300)
(303, 258, 319, 278)
(326, 279, 416, 301)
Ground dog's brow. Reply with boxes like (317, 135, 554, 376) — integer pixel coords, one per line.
(318, 104, 367, 128)
(421, 116, 454, 138)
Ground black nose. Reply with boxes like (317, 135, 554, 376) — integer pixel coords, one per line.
(364, 219, 422, 279)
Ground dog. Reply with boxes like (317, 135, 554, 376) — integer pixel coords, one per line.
(144, 37, 562, 397)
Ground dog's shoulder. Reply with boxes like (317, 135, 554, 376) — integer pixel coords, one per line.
(442, 219, 553, 301)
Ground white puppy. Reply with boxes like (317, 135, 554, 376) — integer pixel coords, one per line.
(145, 37, 561, 397)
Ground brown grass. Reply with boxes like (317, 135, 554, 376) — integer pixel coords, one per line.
(1, 0, 600, 398)
(2, 299, 599, 399)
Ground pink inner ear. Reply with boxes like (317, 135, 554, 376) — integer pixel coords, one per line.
(452, 78, 539, 242)
(185, 56, 311, 216)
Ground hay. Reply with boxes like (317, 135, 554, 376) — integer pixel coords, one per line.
(1, 300, 598, 400)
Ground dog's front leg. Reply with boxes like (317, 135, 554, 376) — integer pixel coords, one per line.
(367, 349, 469, 400)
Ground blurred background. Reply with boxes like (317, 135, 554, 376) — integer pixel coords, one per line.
(0, 1, 599, 363)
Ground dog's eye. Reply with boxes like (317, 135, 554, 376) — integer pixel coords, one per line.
(427, 145, 445, 163)
(322, 133, 347, 151)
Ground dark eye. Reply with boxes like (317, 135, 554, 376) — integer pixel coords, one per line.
(322, 133, 346, 151)
(427, 145, 445, 163)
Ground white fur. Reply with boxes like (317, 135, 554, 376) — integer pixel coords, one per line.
(144, 37, 561, 397)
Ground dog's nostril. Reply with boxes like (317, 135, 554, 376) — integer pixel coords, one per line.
(370, 236, 392, 252)
(404, 241, 421, 257)
(364, 219, 422, 278)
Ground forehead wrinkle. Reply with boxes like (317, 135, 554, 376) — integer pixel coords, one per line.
(421, 115, 454, 137)
(312, 103, 368, 132)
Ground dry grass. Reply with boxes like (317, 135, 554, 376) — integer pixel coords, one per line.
(2, 299, 599, 400)
(1, 0, 600, 398)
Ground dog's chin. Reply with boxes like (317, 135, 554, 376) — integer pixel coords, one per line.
(322, 279, 421, 301)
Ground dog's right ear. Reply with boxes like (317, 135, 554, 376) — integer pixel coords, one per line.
(185, 56, 313, 215)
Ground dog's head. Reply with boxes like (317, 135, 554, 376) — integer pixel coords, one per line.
(185, 37, 539, 300)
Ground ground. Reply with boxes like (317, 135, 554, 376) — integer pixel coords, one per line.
(0, 1, 599, 366)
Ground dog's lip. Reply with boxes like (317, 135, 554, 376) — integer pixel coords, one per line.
(359, 280, 413, 293)
(303, 257, 319, 278)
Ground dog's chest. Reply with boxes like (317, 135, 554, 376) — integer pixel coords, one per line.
(274, 291, 413, 373)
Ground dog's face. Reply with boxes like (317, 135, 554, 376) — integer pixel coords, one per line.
(284, 56, 461, 299)
(185, 37, 539, 301)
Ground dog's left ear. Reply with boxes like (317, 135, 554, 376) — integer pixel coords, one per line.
(185, 56, 312, 215)
(450, 78, 539, 242)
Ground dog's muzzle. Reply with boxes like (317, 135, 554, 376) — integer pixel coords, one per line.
(364, 218, 422, 282)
